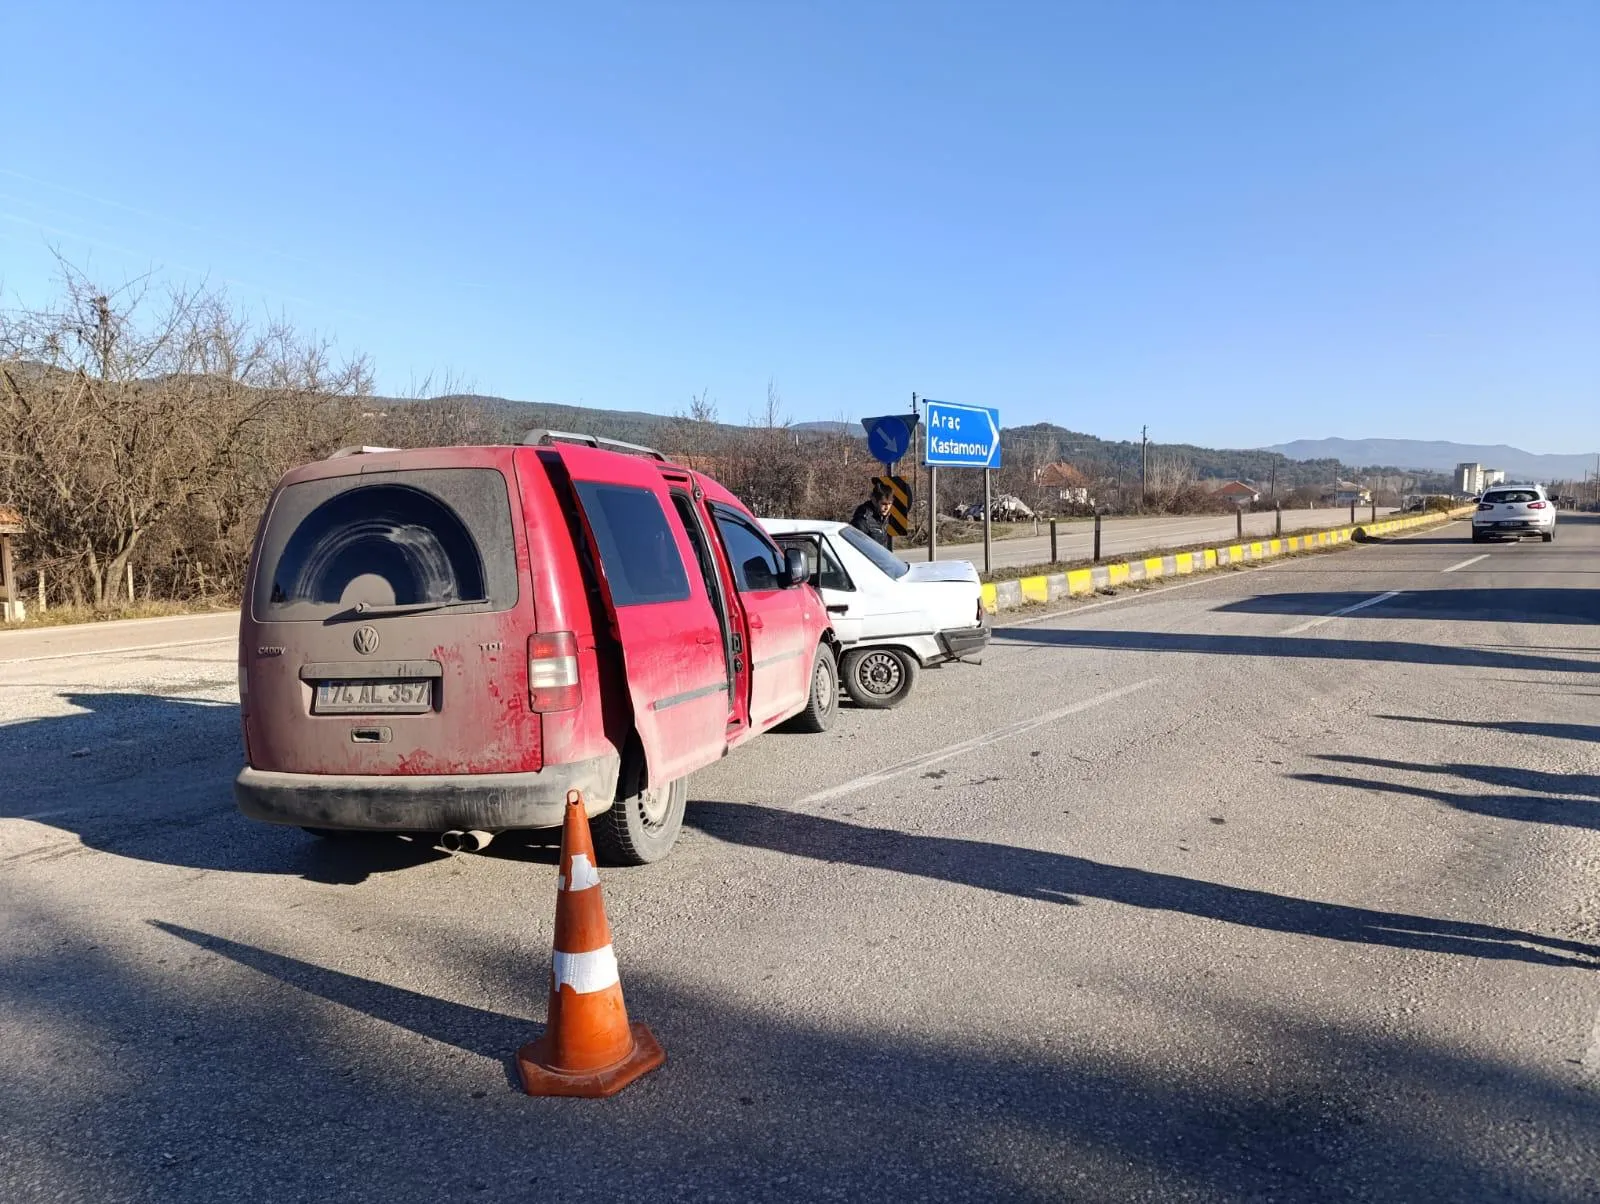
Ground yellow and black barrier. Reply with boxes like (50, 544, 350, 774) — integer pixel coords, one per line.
(979, 507, 1476, 614)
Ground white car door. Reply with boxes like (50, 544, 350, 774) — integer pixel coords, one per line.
(828, 528, 930, 641)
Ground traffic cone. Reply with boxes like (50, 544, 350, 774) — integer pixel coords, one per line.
(516, 790, 665, 1097)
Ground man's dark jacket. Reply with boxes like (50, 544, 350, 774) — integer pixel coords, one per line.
(850, 501, 892, 548)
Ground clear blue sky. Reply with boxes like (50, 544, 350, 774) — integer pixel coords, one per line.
(2, 1, 1596, 453)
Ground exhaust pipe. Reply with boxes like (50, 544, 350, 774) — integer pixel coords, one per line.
(440, 829, 495, 853)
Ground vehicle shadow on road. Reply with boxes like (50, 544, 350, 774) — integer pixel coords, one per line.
(684, 802, 1600, 969)
(0, 692, 446, 884)
(1377, 714, 1600, 744)
(991, 627, 1600, 674)
(1297, 764, 1600, 834)
(51, 918, 1577, 1202)
(1317, 753, 1600, 800)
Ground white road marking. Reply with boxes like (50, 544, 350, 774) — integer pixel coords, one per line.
(0, 636, 235, 666)
(1440, 554, 1490, 574)
(798, 678, 1161, 805)
(1281, 591, 1403, 636)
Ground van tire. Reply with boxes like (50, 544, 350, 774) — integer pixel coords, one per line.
(841, 647, 919, 709)
(593, 770, 687, 866)
(787, 642, 840, 733)
(1542, 530, 1554, 542)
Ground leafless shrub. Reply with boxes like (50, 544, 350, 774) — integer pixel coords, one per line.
(0, 255, 372, 607)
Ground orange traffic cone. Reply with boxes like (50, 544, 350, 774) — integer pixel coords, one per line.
(516, 790, 665, 1097)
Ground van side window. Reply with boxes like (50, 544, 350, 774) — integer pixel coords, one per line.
(573, 482, 692, 606)
(713, 511, 785, 593)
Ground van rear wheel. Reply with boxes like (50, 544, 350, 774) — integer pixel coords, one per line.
(593, 772, 687, 866)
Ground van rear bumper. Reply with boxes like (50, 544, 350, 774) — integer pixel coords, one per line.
(235, 753, 621, 832)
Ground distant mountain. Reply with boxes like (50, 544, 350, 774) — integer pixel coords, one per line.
(1267, 438, 1599, 481)
(791, 420, 858, 435)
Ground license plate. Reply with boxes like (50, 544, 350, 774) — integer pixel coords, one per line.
(314, 679, 433, 714)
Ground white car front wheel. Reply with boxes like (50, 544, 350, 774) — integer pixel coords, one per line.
(841, 647, 919, 709)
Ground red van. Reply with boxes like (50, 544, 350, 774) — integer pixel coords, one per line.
(235, 431, 840, 863)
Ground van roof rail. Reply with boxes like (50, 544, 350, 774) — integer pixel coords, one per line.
(521, 429, 666, 461)
(326, 445, 401, 459)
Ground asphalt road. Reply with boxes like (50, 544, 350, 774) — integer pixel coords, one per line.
(3, 516, 1598, 1202)
(917, 505, 1400, 571)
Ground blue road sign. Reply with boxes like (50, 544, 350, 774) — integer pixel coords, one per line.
(924, 400, 1002, 469)
(860, 414, 916, 466)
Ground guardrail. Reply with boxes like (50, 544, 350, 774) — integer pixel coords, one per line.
(980, 506, 1476, 614)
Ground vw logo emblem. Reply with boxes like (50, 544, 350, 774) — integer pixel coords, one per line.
(353, 625, 381, 655)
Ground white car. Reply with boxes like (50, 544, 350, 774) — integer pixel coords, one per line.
(1472, 485, 1556, 543)
(760, 519, 989, 708)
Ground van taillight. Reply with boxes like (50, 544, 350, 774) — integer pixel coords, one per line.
(1526, 501, 1547, 509)
(528, 632, 580, 712)
(1477, 503, 1493, 510)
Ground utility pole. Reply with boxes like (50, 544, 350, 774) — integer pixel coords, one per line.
(1140, 425, 1148, 509)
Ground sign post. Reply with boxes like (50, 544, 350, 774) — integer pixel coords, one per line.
(983, 469, 992, 575)
(922, 399, 1002, 570)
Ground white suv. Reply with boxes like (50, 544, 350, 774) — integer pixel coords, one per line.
(1472, 485, 1556, 543)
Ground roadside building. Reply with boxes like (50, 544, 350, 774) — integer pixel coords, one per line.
(1455, 462, 1484, 495)
(1211, 479, 1261, 506)
(1034, 462, 1094, 507)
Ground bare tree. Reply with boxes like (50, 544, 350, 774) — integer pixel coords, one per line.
(378, 370, 491, 448)
(0, 256, 371, 606)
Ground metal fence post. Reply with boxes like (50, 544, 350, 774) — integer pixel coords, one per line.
(1049, 518, 1058, 564)
(1092, 512, 1102, 562)
(1350, 501, 1356, 524)
(1275, 502, 1282, 537)
(982, 469, 993, 577)
(1236, 508, 1243, 540)
(1370, 501, 1377, 523)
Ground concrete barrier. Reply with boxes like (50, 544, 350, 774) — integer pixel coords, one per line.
(979, 507, 1475, 615)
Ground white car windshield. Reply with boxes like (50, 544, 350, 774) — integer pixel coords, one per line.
(839, 526, 911, 579)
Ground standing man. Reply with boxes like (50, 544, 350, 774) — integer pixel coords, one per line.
(851, 482, 893, 549)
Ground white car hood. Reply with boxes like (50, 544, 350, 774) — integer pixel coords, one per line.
(902, 560, 981, 585)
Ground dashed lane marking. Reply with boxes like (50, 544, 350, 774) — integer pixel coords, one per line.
(1281, 590, 1403, 636)
(797, 678, 1161, 805)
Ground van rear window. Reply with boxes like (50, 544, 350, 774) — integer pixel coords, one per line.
(253, 468, 518, 619)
